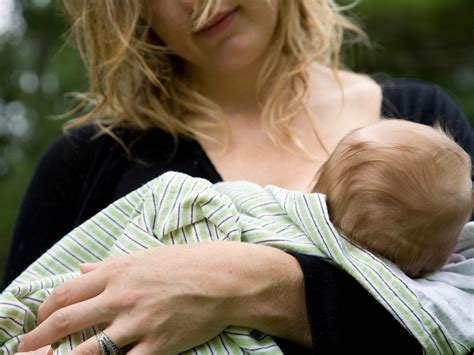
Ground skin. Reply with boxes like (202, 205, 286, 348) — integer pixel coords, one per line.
(148, 0, 279, 75)
(15, 345, 52, 355)
(18, 0, 383, 353)
(200, 65, 382, 191)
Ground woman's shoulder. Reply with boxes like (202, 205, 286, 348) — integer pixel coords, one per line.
(36, 124, 153, 189)
(336, 73, 463, 123)
(310, 64, 381, 95)
(29, 124, 180, 222)
(48, 124, 113, 155)
(31, 125, 129, 196)
(44, 124, 176, 164)
(338, 70, 383, 113)
(308, 65, 383, 122)
(331, 71, 465, 122)
(376, 77, 461, 121)
(37, 125, 121, 177)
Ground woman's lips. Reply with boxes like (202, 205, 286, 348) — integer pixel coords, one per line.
(194, 7, 238, 37)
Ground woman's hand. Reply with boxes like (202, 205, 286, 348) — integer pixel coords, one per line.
(15, 345, 53, 355)
(17, 241, 311, 354)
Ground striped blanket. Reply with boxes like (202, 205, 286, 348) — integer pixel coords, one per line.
(1, 172, 473, 354)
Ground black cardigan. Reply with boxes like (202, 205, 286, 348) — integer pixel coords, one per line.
(4, 79, 474, 354)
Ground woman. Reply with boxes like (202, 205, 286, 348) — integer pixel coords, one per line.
(5, 0, 473, 353)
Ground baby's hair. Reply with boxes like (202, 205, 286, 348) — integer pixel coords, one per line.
(313, 120, 473, 277)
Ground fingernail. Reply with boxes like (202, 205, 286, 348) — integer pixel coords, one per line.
(79, 263, 92, 272)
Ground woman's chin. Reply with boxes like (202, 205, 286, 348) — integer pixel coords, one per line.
(209, 38, 271, 73)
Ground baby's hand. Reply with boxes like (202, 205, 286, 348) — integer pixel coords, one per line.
(15, 345, 52, 355)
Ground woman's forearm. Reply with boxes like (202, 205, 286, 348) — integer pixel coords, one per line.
(18, 241, 312, 353)
(217, 242, 312, 347)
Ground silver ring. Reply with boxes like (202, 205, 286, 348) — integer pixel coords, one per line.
(96, 331, 123, 355)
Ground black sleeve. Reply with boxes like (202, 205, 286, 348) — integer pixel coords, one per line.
(2, 134, 88, 288)
(2, 128, 126, 288)
(293, 254, 420, 355)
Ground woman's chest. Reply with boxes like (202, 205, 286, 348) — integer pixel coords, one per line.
(202, 121, 334, 191)
(202, 132, 329, 192)
(195, 75, 383, 191)
(200, 116, 381, 192)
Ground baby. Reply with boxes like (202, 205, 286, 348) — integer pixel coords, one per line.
(314, 119, 473, 277)
(2, 120, 473, 354)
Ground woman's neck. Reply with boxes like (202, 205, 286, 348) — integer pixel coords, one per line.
(186, 60, 267, 115)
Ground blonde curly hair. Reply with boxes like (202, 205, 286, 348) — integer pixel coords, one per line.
(61, 0, 364, 153)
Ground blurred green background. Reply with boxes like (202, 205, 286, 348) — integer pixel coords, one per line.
(1, 0, 473, 283)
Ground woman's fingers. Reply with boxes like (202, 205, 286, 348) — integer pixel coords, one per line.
(20, 244, 262, 354)
(69, 327, 132, 355)
(79, 261, 104, 274)
(37, 267, 106, 323)
(18, 296, 110, 352)
(126, 341, 156, 355)
(15, 345, 53, 355)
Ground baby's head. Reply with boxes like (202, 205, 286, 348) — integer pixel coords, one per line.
(313, 119, 473, 277)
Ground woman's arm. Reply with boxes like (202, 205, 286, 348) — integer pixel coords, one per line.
(294, 253, 421, 354)
(17, 242, 311, 354)
(16, 241, 423, 354)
